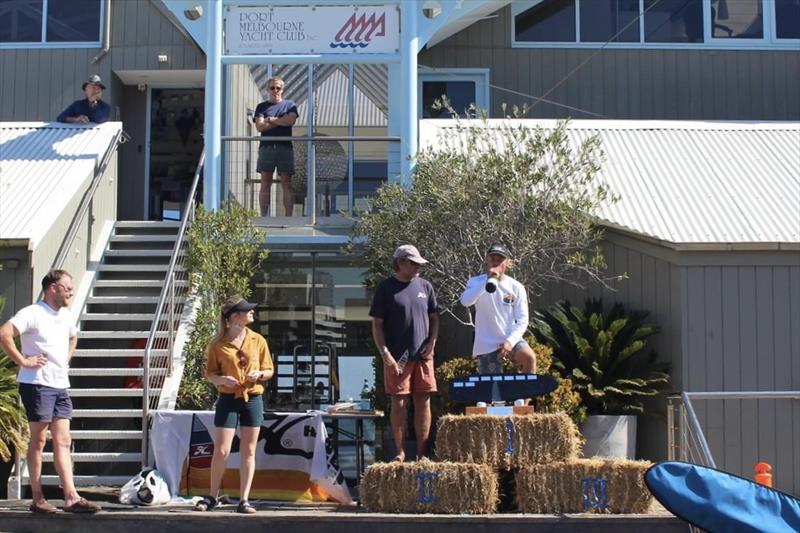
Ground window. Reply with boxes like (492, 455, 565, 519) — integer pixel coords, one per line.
(512, 0, 799, 47)
(643, 0, 703, 43)
(515, 0, 575, 42)
(418, 70, 490, 118)
(776, 0, 800, 39)
(0, 0, 102, 46)
(580, 0, 639, 43)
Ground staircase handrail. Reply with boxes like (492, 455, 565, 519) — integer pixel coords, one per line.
(48, 128, 129, 281)
(141, 148, 205, 466)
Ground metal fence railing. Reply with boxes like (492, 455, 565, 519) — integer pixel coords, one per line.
(668, 391, 800, 469)
(141, 149, 205, 466)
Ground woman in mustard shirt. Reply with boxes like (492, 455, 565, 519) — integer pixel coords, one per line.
(195, 296, 273, 514)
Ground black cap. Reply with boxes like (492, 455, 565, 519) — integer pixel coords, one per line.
(222, 296, 258, 318)
(82, 74, 106, 90)
(486, 244, 511, 259)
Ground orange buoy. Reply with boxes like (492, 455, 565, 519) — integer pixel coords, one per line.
(753, 462, 773, 488)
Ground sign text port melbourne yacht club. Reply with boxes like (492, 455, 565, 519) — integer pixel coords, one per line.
(224, 6, 399, 55)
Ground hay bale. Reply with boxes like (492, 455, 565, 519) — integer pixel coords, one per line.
(516, 458, 654, 514)
(360, 458, 498, 514)
(435, 413, 581, 470)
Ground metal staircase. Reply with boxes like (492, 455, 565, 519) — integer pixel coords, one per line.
(36, 220, 184, 487)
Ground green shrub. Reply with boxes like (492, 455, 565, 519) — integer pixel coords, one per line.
(0, 297, 28, 461)
(177, 202, 268, 410)
(532, 299, 669, 415)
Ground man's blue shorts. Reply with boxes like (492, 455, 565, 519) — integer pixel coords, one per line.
(214, 393, 264, 428)
(18, 383, 73, 422)
(476, 340, 530, 374)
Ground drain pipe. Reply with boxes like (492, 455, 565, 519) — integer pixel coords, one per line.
(91, 0, 111, 64)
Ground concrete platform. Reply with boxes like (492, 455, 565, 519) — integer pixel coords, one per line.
(0, 497, 687, 533)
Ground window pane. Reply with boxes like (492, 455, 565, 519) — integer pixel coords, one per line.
(46, 0, 100, 42)
(422, 81, 476, 118)
(515, 0, 576, 42)
(776, 0, 800, 39)
(710, 0, 763, 39)
(580, 0, 640, 42)
(0, 0, 43, 42)
(644, 0, 703, 42)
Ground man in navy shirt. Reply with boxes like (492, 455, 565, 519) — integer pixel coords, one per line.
(57, 75, 111, 124)
(370, 245, 440, 461)
(254, 77, 299, 217)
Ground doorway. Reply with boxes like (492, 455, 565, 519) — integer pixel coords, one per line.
(148, 88, 204, 220)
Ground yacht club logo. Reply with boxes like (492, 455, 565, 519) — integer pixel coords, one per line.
(330, 12, 386, 48)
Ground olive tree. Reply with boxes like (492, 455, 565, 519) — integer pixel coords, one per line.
(352, 116, 616, 326)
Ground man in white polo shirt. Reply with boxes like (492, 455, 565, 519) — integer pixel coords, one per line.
(460, 244, 537, 374)
(0, 270, 100, 514)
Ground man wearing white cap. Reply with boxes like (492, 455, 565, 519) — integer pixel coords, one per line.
(460, 244, 537, 374)
(370, 244, 439, 462)
(57, 75, 111, 124)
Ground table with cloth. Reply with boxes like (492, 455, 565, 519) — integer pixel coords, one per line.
(149, 410, 352, 504)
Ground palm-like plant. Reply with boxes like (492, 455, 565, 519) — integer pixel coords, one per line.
(532, 299, 669, 415)
(0, 297, 28, 462)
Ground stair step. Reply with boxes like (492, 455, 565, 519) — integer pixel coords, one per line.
(38, 475, 134, 486)
(73, 349, 168, 358)
(93, 280, 186, 289)
(79, 330, 170, 339)
(68, 388, 161, 397)
(81, 313, 157, 321)
(104, 249, 176, 257)
(115, 221, 180, 229)
(110, 234, 178, 242)
(67, 430, 143, 439)
(69, 368, 167, 377)
(86, 296, 171, 304)
(43, 452, 142, 463)
(97, 264, 181, 272)
(72, 409, 142, 417)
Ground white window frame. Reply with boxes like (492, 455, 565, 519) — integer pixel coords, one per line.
(418, 68, 490, 118)
(0, 0, 104, 49)
(511, 0, 800, 50)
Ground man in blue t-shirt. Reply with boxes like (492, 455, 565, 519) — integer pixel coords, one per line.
(253, 77, 299, 217)
(57, 75, 111, 124)
(370, 244, 440, 461)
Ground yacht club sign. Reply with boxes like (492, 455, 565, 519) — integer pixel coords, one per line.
(225, 5, 400, 55)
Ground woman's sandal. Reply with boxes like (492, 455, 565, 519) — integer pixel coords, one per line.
(194, 495, 217, 512)
(236, 500, 257, 514)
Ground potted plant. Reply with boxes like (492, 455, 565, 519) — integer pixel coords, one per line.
(532, 299, 669, 459)
(0, 297, 29, 499)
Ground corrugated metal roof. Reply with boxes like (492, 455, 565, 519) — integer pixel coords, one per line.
(0, 122, 122, 248)
(419, 120, 800, 248)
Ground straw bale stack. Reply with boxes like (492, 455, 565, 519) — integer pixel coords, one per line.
(435, 413, 581, 470)
(516, 458, 653, 514)
(360, 458, 498, 514)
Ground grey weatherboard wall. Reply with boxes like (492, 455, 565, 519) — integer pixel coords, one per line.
(0, 0, 205, 122)
(536, 230, 800, 496)
(419, 6, 800, 120)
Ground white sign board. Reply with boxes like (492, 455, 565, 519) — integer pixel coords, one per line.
(225, 5, 400, 55)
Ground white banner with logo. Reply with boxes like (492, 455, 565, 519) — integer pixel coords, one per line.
(224, 5, 400, 55)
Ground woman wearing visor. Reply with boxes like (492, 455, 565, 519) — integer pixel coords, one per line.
(195, 296, 273, 514)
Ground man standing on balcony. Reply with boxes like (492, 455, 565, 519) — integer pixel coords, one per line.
(254, 77, 299, 217)
(57, 75, 111, 124)
(370, 245, 440, 462)
(0, 270, 101, 514)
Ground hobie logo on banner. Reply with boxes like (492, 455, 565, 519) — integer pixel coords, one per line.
(331, 12, 386, 48)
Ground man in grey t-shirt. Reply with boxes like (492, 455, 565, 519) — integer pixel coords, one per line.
(370, 245, 439, 461)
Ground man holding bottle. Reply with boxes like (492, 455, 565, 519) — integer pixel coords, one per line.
(370, 245, 439, 462)
(460, 244, 537, 374)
